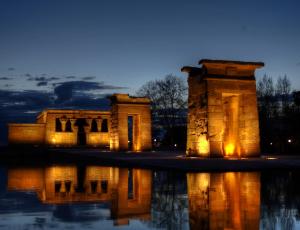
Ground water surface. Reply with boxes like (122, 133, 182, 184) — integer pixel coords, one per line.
(0, 164, 299, 230)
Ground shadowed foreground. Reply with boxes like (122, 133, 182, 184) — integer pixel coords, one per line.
(1, 147, 300, 172)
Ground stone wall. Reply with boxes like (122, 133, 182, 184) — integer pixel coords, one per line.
(43, 110, 111, 147)
(8, 95, 152, 151)
(8, 123, 45, 145)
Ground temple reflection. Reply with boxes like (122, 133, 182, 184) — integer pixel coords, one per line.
(187, 172, 260, 230)
(7, 167, 262, 229)
(7, 166, 152, 224)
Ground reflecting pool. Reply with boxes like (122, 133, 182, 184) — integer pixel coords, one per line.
(0, 164, 300, 229)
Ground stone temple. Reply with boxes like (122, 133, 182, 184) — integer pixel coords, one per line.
(8, 94, 152, 152)
(182, 59, 264, 157)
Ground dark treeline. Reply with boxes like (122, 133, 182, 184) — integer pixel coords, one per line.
(257, 74, 300, 154)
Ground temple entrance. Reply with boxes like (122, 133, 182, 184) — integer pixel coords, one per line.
(75, 118, 87, 146)
(222, 95, 240, 157)
(128, 116, 133, 150)
(127, 115, 140, 152)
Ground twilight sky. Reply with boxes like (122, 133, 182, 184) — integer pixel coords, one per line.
(0, 0, 300, 143)
(1, 0, 300, 91)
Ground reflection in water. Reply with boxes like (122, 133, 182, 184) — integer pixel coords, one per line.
(187, 172, 260, 230)
(260, 171, 300, 230)
(3, 166, 300, 229)
(7, 166, 152, 225)
(151, 172, 189, 230)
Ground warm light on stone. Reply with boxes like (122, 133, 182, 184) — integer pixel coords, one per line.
(8, 94, 152, 152)
(109, 94, 152, 152)
(197, 135, 210, 156)
(7, 166, 152, 222)
(182, 59, 264, 157)
(187, 172, 260, 230)
(224, 143, 235, 156)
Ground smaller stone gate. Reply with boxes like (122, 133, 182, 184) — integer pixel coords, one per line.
(109, 94, 152, 152)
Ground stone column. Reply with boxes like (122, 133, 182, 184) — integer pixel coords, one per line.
(96, 181, 101, 193)
(96, 118, 102, 132)
(60, 181, 66, 193)
(86, 119, 92, 132)
(60, 118, 67, 132)
(70, 119, 77, 132)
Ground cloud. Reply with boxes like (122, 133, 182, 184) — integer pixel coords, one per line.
(0, 77, 12, 80)
(37, 81, 48, 86)
(27, 75, 61, 86)
(53, 81, 125, 104)
(65, 76, 76, 79)
(8, 67, 15, 71)
(27, 76, 60, 81)
(82, 76, 96, 80)
(0, 80, 125, 144)
(296, 62, 300, 66)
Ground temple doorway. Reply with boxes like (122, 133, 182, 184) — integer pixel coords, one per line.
(127, 115, 140, 151)
(222, 95, 240, 157)
(128, 116, 133, 150)
(75, 118, 88, 146)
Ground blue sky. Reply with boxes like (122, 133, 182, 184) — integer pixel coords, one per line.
(0, 0, 300, 93)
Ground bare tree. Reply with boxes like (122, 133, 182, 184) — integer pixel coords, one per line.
(136, 74, 187, 146)
(257, 74, 278, 118)
(276, 75, 291, 114)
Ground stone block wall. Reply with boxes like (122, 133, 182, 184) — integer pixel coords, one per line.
(182, 59, 263, 157)
(8, 124, 45, 145)
(43, 110, 110, 147)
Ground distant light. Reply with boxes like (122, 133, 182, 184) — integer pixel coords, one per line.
(154, 139, 157, 142)
(266, 157, 277, 160)
(288, 139, 292, 143)
(270, 142, 273, 145)
(174, 144, 177, 147)
(128, 140, 130, 143)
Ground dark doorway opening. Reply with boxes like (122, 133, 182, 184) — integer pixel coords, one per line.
(76, 165, 86, 193)
(128, 169, 134, 199)
(75, 118, 87, 146)
(128, 116, 133, 150)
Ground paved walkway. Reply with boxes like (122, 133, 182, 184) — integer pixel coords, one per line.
(50, 149, 300, 172)
(2, 147, 300, 171)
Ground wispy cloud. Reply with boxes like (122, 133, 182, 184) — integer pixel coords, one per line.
(65, 76, 76, 79)
(82, 76, 96, 80)
(0, 77, 12, 80)
(27, 76, 60, 81)
(37, 81, 48, 86)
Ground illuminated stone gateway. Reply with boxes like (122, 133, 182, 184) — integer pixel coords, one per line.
(8, 94, 152, 151)
(182, 59, 264, 157)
